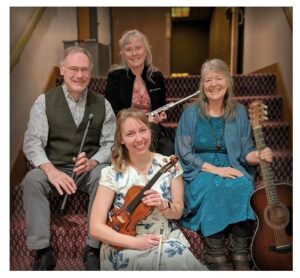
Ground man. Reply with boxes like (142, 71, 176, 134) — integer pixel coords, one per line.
(21, 46, 116, 270)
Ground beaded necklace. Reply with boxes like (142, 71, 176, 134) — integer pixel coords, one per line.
(207, 117, 225, 151)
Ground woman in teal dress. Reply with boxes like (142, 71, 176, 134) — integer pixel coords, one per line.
(175, 59, 273, 270)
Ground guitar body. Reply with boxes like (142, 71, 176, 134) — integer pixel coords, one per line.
(250, 183, 293, 270)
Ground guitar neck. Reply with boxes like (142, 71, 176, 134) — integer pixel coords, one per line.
(253, 126, 278, 205)
(125, 169, 164, 214)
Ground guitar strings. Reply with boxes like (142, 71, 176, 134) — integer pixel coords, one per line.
(256, 127, 289, 247)
(251, 103, 291, 257)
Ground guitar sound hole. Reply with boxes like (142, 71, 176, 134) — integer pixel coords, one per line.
(264, 203, 290, 230)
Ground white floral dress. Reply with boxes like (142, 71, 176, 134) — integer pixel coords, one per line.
(99, 153, 207, 270)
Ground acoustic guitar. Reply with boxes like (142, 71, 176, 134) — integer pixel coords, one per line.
(248, 100, 293, 270)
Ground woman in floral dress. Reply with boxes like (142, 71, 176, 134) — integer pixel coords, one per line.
(90, 108, 207, 270)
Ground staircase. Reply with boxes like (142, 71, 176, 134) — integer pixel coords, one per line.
(10, 73, 292, 270)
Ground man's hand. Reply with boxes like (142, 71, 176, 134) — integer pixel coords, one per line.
(40, 163, 77, 195)
(73, 152, 98, 175)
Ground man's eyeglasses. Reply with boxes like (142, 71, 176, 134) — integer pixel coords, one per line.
(63, 66, 91, 75)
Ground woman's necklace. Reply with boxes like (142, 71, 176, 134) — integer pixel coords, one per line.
(207, 117, 225, 151)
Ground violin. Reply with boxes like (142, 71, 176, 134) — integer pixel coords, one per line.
(106, 155, 178, 250)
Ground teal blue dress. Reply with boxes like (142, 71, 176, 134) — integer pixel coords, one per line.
(175, 104, 256, 237)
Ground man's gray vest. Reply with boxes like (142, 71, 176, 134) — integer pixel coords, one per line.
(45, 86, 105, 165)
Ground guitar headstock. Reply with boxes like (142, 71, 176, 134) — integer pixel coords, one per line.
(248, 100, 268, 129)
(160, 155, 179, 173)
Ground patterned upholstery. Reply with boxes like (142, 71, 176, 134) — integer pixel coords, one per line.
(233, 74, 276, 96)
(11, 73, 292, 270)
(10, 183, 89, 270)
(56, 73, 277, 98)
(255, 150, 293, 184)
(164, 76, 200, 98)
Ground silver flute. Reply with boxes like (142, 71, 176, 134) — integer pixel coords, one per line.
(148, 90, 201, 117)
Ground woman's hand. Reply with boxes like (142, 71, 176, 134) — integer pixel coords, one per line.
(202, 162, 244, 179)
(215, 167, 244, 179)
(148, 112, 167, 124)
(134, 234, 161, 250)
(142, 189, 165, 210)
(246, 147, 274, 165)
(207, 166, 243, 179)
(258, 147, 273, 163)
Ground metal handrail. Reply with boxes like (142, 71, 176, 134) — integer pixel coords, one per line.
(282, 7, 292, 32)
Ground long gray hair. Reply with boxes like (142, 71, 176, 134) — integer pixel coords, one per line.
(110, 29, 156, 81)
(197, 58, 236, 120)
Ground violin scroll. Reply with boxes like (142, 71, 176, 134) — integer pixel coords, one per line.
(160, 155, 178, 174)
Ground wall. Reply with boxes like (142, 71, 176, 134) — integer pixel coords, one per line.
(10, 7, 77, 172)
(97, 7, 111, 45)
(243, 7, 292, 102)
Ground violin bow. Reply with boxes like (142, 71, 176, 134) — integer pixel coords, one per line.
(156, 223, 165, 270)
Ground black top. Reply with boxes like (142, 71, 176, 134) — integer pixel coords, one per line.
(104, 67, 166, 116)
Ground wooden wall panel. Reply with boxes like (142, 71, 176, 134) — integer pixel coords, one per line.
(209, 8, 231, 66)
(77, 7, 90, 40)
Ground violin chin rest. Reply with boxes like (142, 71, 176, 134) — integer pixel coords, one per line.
(117, 215, 126, 224)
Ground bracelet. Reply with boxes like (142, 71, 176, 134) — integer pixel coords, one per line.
(159, 201, 171, 212)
